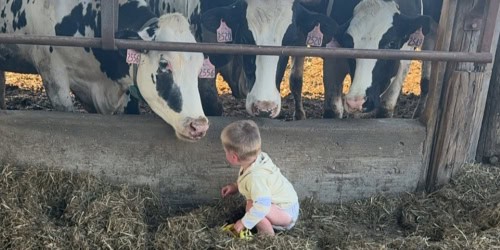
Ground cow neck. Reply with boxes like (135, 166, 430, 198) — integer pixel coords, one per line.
(129, 64, 145, 102)
(128, 17, 160, 102)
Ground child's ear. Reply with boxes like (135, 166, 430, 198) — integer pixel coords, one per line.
(230, 151, 239, 163)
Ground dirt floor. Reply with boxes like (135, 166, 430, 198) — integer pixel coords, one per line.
(4, 58, 422, 119)
(1, 163, 499, 249)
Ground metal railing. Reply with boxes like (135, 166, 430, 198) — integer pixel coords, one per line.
(0, 0, 497, 64)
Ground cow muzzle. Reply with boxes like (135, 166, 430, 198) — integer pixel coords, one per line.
(344, 95, 378, 115)
(177, 117, 210, 142)
(345, 96, 366, 113)
(249, 101, 280, 118)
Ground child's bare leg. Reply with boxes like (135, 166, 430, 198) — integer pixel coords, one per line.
(246, 200, 293, 236)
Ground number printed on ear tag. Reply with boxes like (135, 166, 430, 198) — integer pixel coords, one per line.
(217, 20, 233, 43)
(306, 24, 324, 47)
(199, 57, 216, 78)
(126, 49, 141, 64)
(408, 28, 425, 48)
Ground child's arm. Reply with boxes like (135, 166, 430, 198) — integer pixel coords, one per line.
(240, 180, 272, 229)
(221, 182, 238, 198)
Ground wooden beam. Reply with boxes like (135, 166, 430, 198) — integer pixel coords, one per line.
(420, 0, 500, 192)
(0, 71, 5, 110)
(477, 32, 500, 164)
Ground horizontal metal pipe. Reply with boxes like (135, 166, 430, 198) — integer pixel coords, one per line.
(0, 34, 493, 63)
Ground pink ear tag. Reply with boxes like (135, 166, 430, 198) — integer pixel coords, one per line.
(306, 24, 323, 47)
(199, 57, 216, 79)
(408, 28, 425, 48)
(326, 38, 340, 48)
(126, 49, 141, 64)
(217, 20, 233, 43)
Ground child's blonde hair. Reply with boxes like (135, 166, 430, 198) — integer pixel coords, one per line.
(221, 120, 261, 161)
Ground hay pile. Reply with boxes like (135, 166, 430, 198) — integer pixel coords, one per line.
(1, 163, 499, 249)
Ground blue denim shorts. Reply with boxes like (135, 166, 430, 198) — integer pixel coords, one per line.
(273, 202, 300, 231)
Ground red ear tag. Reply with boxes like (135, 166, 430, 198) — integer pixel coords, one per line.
(126, 49, 141, 64)
(306, 24, 324, 47)
(217, 20, 233, 43)
(199, 57, 216, 79)
(408, 28, 425, 48)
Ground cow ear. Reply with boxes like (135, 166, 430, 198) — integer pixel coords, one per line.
(293, 2, 339, 47)
(395, 14, 432, 37)
(115, 27, 156, 41)
(200, 1, 244, 35)
(115, 30, 141, 40)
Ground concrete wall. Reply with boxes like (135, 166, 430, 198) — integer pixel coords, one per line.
(0, 110, 426, 206)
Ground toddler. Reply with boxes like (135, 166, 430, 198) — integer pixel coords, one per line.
(220, 120, 299, 236)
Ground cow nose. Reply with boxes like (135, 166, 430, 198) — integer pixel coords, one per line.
(188, 117, 210, 139)
(251, 101, 279, 118)
(345, 96, 366, 112)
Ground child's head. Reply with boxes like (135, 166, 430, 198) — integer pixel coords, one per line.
(221, 120, 261, 162)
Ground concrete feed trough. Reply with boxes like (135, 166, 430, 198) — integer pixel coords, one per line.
(0, 110, 425, 206)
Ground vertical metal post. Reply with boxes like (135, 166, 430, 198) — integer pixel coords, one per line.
(101, 0, 119, 50)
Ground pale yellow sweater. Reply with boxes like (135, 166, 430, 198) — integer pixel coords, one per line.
(237, 152, 298, 229)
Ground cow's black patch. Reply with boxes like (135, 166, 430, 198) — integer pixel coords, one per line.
(155, 72, 182, 113)
(189, 6, 202, 41)
(1, 23, 6, 33)
(1, 6, 7, 18)
(14, 10, 26, 30)
(54, 1, 158, 81)
(10, 0, 27, 31)
(10, 0, 22, 15)
(89, 12, 129, 81)
(55, 3, 97, 37)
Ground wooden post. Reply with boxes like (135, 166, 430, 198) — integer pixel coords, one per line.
(477, 32, 500, 165)
(0, 71, 5, 109)
(419, 0, 500, 192)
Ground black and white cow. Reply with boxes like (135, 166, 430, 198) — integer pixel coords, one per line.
(289, 0, 441, 120)
(0, 0, 209, 141)
(134, 0, 337, 119)
(200, 0, 338, 118)
(143, 0, 239, 117)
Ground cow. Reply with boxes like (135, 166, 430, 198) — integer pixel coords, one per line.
(0, 0, 209, 141)
(145, 0, 338, 119)
(288, 0, 441, 120)
(200, 0, 339, 118)
(143, 0, 240, 117)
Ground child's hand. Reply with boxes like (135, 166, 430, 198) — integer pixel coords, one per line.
(234, 219, 245, 233)
(221, 183, 238, 198)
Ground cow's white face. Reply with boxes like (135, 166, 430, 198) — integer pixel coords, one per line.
(134, 13, 208, 141)
(242, 0, 294, 118)
(339, 0, 430, 114)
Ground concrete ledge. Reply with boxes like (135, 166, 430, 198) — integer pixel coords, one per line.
(0, 110, 425, 206)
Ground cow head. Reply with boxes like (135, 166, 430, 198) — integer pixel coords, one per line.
(201, 0, 337, 118)
(336, 0, 431, 114)
(117, 13, 208, 142)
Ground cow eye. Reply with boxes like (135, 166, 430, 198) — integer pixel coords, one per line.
(158, 59, 171, 73)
